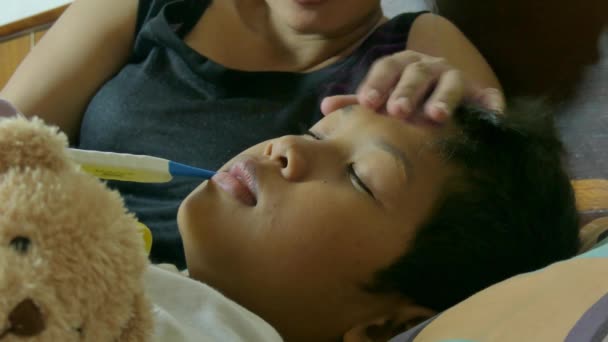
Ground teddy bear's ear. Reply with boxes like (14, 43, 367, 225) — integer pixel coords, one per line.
(0, 116, 71, 174)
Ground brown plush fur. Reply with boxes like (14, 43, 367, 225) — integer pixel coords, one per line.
(0, 116, 152, 341)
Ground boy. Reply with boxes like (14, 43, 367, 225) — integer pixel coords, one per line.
(148, 103, 579, 341)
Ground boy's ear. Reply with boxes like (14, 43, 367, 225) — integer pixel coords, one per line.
(343, 303, 436, 342)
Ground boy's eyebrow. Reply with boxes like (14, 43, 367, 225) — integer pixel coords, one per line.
(337, 106, 412, 179)
(374, 139, 413, 182)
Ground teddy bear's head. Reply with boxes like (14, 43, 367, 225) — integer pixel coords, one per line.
(0, 116, 151, 341)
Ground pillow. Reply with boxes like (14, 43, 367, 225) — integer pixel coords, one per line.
(390, 216, 608, 342)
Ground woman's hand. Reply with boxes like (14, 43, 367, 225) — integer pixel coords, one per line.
(321, 50, 505, 122)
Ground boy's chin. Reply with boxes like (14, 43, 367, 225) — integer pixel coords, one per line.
(183, 179, 211, 203)
(177, 182, 212, 231)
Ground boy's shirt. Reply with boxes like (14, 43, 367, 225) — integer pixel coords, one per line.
(145, 265, 283, 341)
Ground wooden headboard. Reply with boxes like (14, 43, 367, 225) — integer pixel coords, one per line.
(0, 5, 68, 90)
(573, 179, 608, 225)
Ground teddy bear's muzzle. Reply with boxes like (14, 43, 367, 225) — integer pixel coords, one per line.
(0, 299, 45, 339)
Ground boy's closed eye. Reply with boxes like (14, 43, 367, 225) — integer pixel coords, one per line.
(301, 130, 375, 199)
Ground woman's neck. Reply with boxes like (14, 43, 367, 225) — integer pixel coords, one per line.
(233, 1, 387, 72)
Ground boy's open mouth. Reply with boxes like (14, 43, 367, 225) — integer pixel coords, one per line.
(211, 159, 258, 206)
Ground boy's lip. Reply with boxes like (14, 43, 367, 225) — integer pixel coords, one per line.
(212, 158, 259, 206)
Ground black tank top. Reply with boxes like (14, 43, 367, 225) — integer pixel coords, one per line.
(79, 0, 425, 267)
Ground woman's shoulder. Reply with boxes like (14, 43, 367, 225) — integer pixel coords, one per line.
(378, 11, 429, 37)
(135, 0, 211, 36)
(354, 11, 428, 55)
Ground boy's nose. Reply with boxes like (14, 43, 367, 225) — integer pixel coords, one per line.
(263, 136, 308, 181)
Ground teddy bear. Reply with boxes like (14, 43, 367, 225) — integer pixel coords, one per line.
(0, 115, 153, 341)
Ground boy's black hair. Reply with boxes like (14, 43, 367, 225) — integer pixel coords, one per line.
(366, 99, 580, 311)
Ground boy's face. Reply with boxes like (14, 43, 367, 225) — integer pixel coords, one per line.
(178, 105, 453, 339)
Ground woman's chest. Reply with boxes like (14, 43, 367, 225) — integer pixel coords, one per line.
(79, 63, 325, 168)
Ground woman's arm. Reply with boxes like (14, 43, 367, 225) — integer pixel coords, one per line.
(406, 13, 500, 91)
(322, 13, 504, 122)
(0, 0, 139, 142)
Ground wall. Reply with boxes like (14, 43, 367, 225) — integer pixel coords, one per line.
(0, 0, 72, 26)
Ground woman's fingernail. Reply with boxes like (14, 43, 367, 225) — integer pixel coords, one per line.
(485, 88, 501, 96)
(366, 89, 382, 104)
(483, 88, 505, 113)
(430, 102, 449, 121)
(395, 97, 412, 115)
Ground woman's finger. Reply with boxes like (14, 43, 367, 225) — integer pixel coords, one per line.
(386, 61, 442, 119)
(357, 51, 421, 109)
(475, 88, 506, 113)
(320, 95, 359, 116)
(423, 69, 467, 122)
